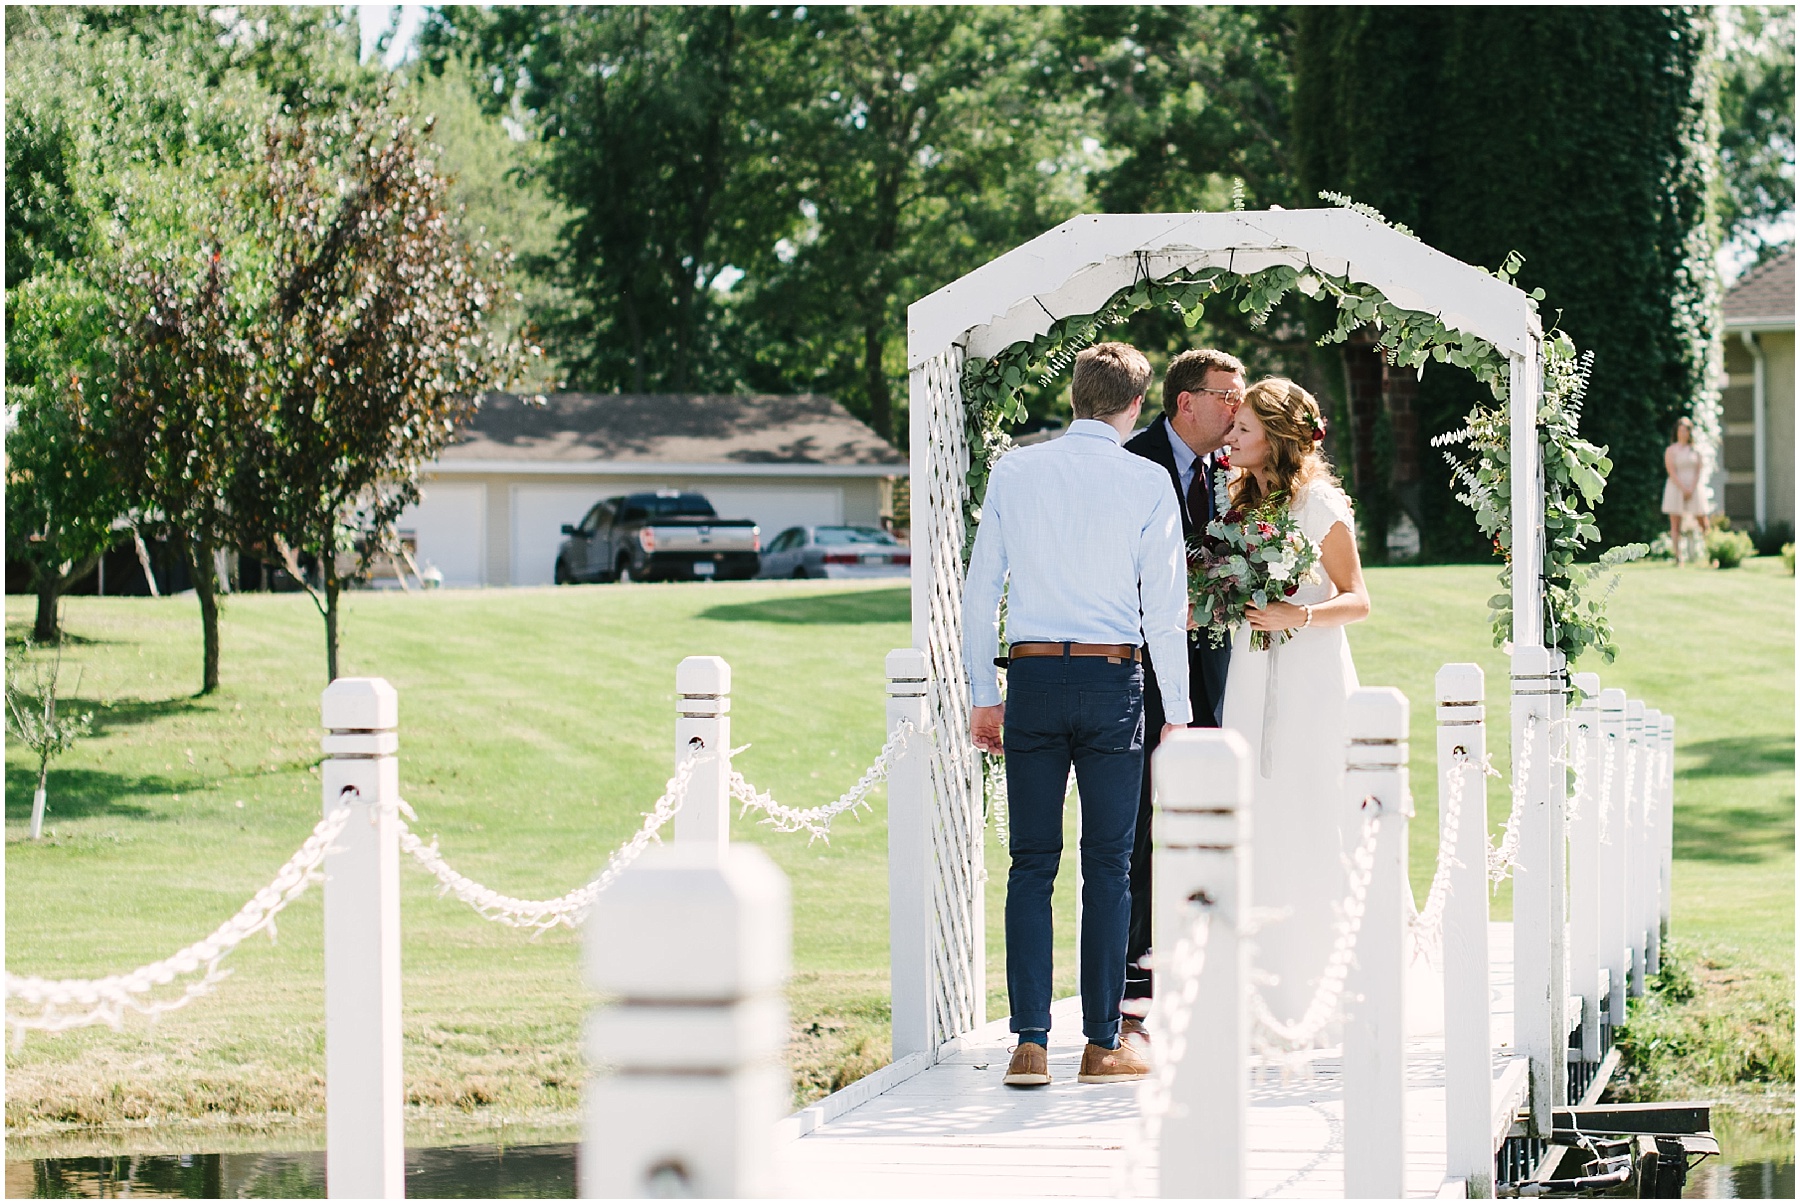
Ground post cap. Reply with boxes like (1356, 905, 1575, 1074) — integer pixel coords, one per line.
(320, 677, 398, 731)
(1347, 686, 1409, 740)
(885, 647, 928, 680)
(675, 655, 731, 697)
(1570, 672, 1601, 700)
(1151, 729, 1250, 809)
(1626, 699, 1645, 720)
(586, 844, 790, 1000)
(1511, 644, 1554, 674)
(1661, 714, 1676, 734)
(1435, 663, 1484, 704)
(1599, 687, 1628, 712)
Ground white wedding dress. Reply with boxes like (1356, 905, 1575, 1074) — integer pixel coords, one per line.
(1221, 480, 1361, 1029)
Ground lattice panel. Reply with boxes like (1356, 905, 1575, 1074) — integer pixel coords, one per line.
(914, 345, 987, 1049)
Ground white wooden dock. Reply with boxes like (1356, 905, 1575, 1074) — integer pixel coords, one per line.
(775, 924, 1530, 1198)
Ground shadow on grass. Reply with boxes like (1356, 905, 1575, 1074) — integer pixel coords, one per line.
(4, 765, 182, 824)
(4, 622, 116, 648)
(80, 694, 208, 737)
(1679, 734, 1795, 780)
(699, 587, 908, 626)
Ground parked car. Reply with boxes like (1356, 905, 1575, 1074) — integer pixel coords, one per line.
(757, 526, 910, 579)
(555, 491, 760, 583)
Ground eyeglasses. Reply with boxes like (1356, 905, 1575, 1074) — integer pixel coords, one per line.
(1196, 386, 1245, 408)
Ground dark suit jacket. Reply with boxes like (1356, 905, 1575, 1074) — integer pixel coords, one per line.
(1125, 415, 1230, 728)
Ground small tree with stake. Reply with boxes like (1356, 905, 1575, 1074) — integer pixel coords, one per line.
(5, 638, 93, 840)
(234, 94, 535, 680)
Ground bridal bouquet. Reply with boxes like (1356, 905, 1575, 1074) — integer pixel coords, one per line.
(1188, 455, 1321, 652)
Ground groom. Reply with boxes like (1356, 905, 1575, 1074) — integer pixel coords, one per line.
(1119, 347, 1245, 1046)
(964, 342, 1192, 1088)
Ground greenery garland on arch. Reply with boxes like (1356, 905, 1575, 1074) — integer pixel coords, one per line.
(958, 200, 1645, 665)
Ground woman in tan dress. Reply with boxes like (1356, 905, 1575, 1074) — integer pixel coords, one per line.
(1662, 417, 1711, 565)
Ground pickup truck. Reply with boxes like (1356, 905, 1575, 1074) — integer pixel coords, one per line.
(555, 491, 760, 583)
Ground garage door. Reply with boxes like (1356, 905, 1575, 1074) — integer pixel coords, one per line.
(396, 483, 487, 587)
(512, 484, 612, 586)
(698, 487, 844, 540)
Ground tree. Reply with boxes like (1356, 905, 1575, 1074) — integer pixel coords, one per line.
(733, 6, 1090, 440)
(419, 5, 798, 394)
(1293, 8, 1721, 553)
(5, 271, 127, 643)
(5, 638, 93, 840)
(109, 230, 260, 694)
(232, 97, 535, 681)
(1715, 5, 1795, 267)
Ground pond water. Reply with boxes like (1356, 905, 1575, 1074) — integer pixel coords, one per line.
(7, 1139, 1790, 1198)
(6, 1142, 577, 1199)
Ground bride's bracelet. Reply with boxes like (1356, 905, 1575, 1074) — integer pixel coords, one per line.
(1299, 604, 1314, 630)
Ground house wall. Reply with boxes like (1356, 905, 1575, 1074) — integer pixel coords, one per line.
(1719, 331, 1795, 529)
(402, 470, 893, 586)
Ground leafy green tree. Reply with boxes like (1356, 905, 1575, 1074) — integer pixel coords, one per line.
(1294, 7, 1720, 553)
(419, 5, 799, 394)
(232, 97, 535, 681)
(5, 638, 93, 839)
(732, 6, 1090, 440)
(1715, 5, 1795, 266)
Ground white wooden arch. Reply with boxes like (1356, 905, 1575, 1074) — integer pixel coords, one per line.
(897, 210, 1559, 1093)
(896, 211, 1562, 1115)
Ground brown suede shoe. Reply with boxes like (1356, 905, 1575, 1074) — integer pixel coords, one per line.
(1003, 1042, 1051, 1087)
(1120, 1016, 1151, 1057)
(1078, 1039, 1149, 1083)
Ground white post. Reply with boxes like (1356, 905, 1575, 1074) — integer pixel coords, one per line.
(1568, 673, 1603, 1064)
(582, 844, 791, 1198)
(1438, 664, 1493, 1198)
(1510, 644, 1560, 1134)
(1659, 714, 1676, 956)
(320, 678, 404, 1200)
(1508, 346, 1545, 650)
(1344, 687, 1410, 1199)
(675, 656, 732, 849)
(1624, 700, 1646, 997)
(1547, 650, 1569, 1107)
(1641, 708, 1663, 979)
(886, 648, 934, 1061)
(1598, 689, 1629, 1033)
(1152, 728, 1250, 1200)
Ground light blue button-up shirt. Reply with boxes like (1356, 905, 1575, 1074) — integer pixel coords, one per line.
(962, 419, 1192, 724)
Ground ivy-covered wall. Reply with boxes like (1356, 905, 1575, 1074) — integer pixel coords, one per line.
(1294, 7, 1720, 555)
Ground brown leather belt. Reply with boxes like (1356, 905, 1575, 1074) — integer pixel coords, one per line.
(998, 642, 1143, 667)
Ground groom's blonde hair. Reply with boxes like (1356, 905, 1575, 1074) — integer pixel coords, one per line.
(1071, 343, 1151, 421)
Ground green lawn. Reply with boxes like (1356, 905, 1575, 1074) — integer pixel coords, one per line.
(5, 558, 1792, 1153)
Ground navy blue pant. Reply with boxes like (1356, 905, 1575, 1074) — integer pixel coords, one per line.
(1002, 654, 1145, 1047)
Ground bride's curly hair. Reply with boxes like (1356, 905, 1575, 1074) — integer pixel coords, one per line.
(1229, 378, 1340, 510)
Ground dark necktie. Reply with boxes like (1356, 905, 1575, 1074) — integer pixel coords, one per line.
(1185, 455, 1213, 532)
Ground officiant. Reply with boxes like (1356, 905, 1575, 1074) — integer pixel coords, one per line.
(1119, 347, 1245, 1046)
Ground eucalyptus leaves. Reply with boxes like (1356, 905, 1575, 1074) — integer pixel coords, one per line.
(958, 199, 1641, 664)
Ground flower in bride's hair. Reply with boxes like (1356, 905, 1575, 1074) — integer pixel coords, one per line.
(1311, 426, 1325, 443)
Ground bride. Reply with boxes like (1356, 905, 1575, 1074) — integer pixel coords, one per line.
(1218, 378, 1372, 1028)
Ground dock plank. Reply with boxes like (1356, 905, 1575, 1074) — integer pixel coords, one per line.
(776, 922, 1525, 1198)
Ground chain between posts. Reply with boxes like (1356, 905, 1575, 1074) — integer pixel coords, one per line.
(1486, 712, 1538, 887)
(1248, 810, 1382, 1056)
(728, 720, 916, 843)
(4, 803, 355, 1044)
(1405, 751, 1469, 956)
(1120, 904, 1214, 1197)
(396, 752, 703, 932)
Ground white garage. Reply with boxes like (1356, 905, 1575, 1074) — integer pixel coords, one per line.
(412, 393, 907, 587)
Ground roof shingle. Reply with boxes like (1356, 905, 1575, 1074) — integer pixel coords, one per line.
(1723, 250, 1795, 325)
(442, 393, 906, 467)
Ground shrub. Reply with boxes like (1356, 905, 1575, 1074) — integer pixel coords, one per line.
(1644, 531, 1675, 560)
(1707, 527, 1755, 568)
(1782, 542, 1795, 574)
(1753, 520, 1795, 556)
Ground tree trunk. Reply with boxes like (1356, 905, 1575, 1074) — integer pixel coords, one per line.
(185, 534, 222, 695)
(864, 320, 894, 443)
(30, 757, 49, 840)
(324, 557, 341, 682)
(33, 575, 61, 644)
